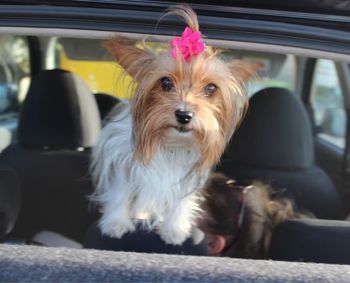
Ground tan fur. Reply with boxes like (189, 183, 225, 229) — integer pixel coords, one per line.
(103, 5, 260, 170)
(245, 182, 308, 258)
(164, 5, 200, 32)
(202, 173, 312, 259)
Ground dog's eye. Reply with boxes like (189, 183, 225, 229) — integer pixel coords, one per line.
(161, 77, 174, 92)
(204, 83, 217, 96)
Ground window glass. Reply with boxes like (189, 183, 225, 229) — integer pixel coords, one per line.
(49, 38, 296, 99)
(49, 38, 135, 99)
(219, 50, 296, 97)
(0, 35, 30, 114)
(310, 59, 345, 149)
(0, 35, 30, 151)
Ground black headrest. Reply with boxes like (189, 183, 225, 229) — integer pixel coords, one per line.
(0, 168, 20, 239)
(270, 219, 350, 264)
(226, 87, 314, 169)
(18, 69, 101, 148)
(93, 93, 120, 120)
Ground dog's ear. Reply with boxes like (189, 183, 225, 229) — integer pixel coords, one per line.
(103, 37, 154, 79)
(207, 234, 227, 256)
(228, 60, 262, 83)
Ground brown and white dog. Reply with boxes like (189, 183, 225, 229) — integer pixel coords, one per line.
(90, 6, 260, 245)
(200, 173, 311, 258)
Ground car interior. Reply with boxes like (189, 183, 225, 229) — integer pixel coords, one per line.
(1, 33, 350, 266)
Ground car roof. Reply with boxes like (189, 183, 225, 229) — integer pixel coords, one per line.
(1, 0, 350, 60)
(1, 0, 350, 34)
(3, 0, 350, 16)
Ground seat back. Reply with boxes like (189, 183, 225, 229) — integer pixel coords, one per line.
(270, 219, 350, 264)
(0, 167, 20, 239)
(0, 69, 101, 241)
(93, 92, 120, 121)
(219, 87, 343, 219)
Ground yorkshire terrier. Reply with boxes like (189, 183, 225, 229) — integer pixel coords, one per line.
(201, 173, 312, 258)
(91, 6, 260, 245)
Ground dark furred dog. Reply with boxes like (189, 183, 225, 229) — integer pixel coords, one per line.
(200, 173, 311, 258)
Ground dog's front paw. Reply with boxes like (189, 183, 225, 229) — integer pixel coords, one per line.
(192, 227, 205, 244)
(99, 218, 135, 239)
(158, 222, 192, 245)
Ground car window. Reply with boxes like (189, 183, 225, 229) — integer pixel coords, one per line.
(310, 59, 345, 149)
(0, 35, 31, 151)
(48, 37, 134, 99)
(219, 50, 296, 97)
(48, 37, 296, 99)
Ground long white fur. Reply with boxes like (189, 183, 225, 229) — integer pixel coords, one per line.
(91, 100, 209, 245)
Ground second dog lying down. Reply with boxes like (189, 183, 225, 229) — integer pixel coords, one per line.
(199, 173, 312, 259)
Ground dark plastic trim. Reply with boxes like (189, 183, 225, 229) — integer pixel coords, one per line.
(301, 58, 316, 105)
(0, 5, 350, 56)
(27, 36, 42, 77)
(3, 0, 350, 18)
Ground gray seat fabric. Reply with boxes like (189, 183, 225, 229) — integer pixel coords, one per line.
(219, 87, 343, 219)
(1, 244, 350, 282)
(18, 69, 100, 148)
(0, 69, 101, 242)
(270, 219, 350, 264)
(0, 168, 20, 239)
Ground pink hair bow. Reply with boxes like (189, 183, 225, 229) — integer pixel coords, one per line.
(170, 27, 205, 62)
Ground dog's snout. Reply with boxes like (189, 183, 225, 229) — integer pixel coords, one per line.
(175, 110, 193, 124)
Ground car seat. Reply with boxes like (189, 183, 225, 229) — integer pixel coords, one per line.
(218, 87, 343, 219)
(270, 218, 350, 264)
(0, 69, 101, 242)
(0, 167, 20, 240)
(93, 92, 120, 121)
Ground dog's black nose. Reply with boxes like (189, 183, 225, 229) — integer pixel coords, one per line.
(175, 110, 193, 124)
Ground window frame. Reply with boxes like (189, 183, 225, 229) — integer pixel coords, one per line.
(304, 59, 349, 151)
(300, 58, 350, 194)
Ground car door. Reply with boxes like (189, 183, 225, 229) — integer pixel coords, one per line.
(303, 58, 349, 202)
(0, 35, 31, 152)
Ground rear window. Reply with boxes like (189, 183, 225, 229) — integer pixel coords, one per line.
(47, 37, 296, 99)
(0, 35, 31, 151)
(48, 37, 133, 99)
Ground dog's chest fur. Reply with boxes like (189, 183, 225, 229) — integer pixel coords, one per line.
(91, 101, 208, 226)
